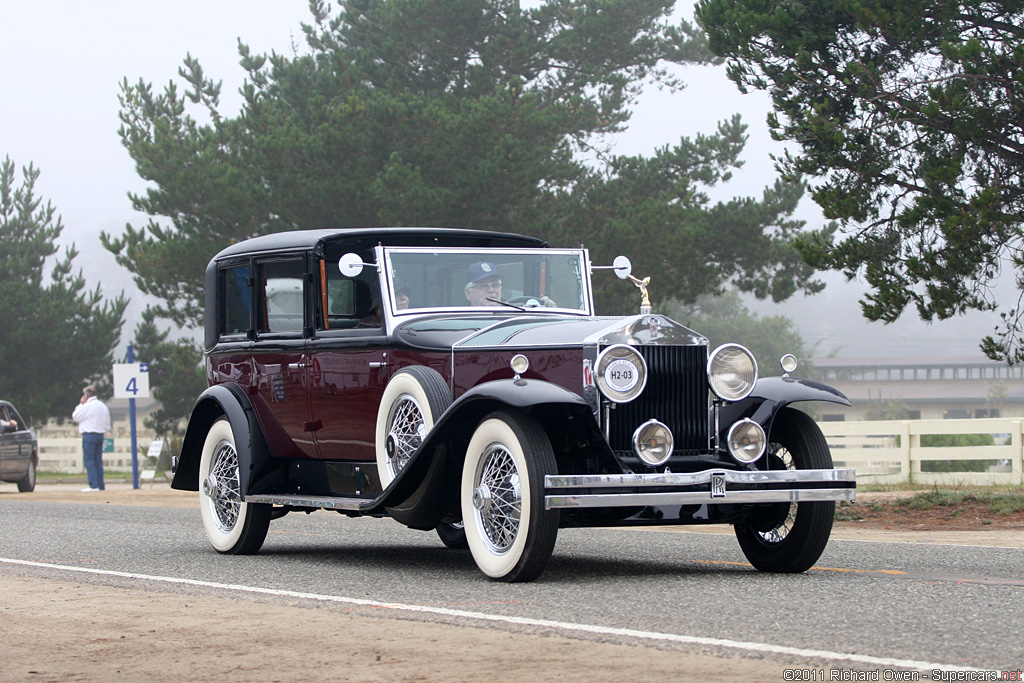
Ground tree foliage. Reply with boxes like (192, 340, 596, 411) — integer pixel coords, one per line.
(695, 0, 1024, 362)
(130, 309, 206, 437)
(107, 0, 828, 327)
(0, 158, 128, 424)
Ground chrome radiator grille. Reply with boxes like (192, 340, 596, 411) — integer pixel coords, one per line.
(606, 345, 709, 453)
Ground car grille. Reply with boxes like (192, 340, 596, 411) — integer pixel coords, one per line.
(607, 345, 709, 454)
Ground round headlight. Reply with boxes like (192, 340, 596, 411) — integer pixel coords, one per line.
(632, 419, 674, 466)
(727, 419, 766, 464)
(595, 344, 647, 403)
(707, 344, 757, 401)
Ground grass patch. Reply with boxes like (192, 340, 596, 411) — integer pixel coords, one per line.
(897, 488, 1024, 516)
(834, 502, 863, 521)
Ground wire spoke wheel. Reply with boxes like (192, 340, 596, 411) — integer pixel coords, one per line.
(755, 443, 797, 544)
(198, 418, 270, 555)
(386, 394, 426, 476)
(376, 367, 452, 487)
(207, 440, 242, 533)
(462, 411, 558, 582)
(734, 408, 836, 573)
(474, 444, 522, 553)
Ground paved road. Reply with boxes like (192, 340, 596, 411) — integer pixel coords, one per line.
(1, 499, 1022, 674)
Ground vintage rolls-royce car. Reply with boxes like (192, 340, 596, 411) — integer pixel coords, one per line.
(172, 228, 855, 581)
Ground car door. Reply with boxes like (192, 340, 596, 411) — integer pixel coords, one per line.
(249, 255, 319, 459)
(306, 255, 388, 461)
(0, 404, 27, 481)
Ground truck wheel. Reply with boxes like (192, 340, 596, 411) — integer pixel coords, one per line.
(376, 367, 451, 486)
(734, 408, 835, 573)
(461, 411, 558, 582)
(199, 417, 270, 554)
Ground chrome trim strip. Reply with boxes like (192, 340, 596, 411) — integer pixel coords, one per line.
(545, 468, 856, 489)
(545, 487, 855, 509)
(244, 494, 367, 510)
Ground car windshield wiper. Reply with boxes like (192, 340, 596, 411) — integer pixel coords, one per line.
(487, 297, 526, 311)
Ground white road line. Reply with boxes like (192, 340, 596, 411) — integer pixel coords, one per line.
(0, 556, 986, 673)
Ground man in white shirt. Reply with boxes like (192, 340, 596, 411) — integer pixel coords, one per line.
(71, 386, 111, 491)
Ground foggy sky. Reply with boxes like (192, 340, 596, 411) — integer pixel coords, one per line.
(0, 1, 1003, 359)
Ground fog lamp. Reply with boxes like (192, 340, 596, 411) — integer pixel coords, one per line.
(632, 419, 674, 466)
(727, 419, 766, 464)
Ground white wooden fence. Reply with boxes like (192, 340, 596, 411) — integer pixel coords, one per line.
(38, 418, 1024, 485)
(819, 417, 1024, 486)
(37, 437, 155, 473)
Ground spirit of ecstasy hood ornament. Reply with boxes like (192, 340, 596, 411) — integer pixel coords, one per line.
(627, 273, 652, 315)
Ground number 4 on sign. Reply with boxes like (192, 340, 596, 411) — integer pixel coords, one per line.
(112, 363, 151, 399)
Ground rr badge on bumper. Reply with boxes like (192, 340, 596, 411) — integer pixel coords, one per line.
(710, 471, 726, 498)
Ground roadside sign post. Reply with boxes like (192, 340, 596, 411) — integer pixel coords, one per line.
(113, 348, 150, 489)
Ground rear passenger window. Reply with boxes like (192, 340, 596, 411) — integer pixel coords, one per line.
(258, 259, 306, 333)
(220, 264, 252, 336)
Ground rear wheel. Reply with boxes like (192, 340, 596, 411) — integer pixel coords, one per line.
(461, 411, 558, 582)
(198, 418, 270, 554)
(376, 367, 451, 487)
(734, 409, 835, 573)
(435, 518, 468, 549)
(17, 457, 36, 492)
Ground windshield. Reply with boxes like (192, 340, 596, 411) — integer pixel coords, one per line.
(382, 247, 591, 315)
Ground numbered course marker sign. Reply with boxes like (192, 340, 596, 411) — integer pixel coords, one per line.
(112, 363, 150, 399)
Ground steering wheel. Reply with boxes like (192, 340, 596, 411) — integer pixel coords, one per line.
(508, 295, 544, 307)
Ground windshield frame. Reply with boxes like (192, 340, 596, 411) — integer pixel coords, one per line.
(377, 246, 594, 321)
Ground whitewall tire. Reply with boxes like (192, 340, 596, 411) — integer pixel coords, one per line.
(198, 417, 270, 554)
(376, 367, 451, 487)
(461, 411, 558, 582)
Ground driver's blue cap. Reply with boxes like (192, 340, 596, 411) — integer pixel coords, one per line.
(465, 261, 500, 284)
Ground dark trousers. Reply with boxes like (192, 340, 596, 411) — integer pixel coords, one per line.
(82, 432, 105, 490)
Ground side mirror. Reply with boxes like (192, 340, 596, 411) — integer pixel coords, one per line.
(612, 255, 631, 280)
(592, 255, 632, 279)
(339, 253, 374, 277)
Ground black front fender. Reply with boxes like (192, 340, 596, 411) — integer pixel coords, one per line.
(719, 376, 850, 441)
(171, 384, 259, 492)
(366, 378, 593, 523)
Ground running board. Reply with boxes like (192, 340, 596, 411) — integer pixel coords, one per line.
(244, 493, 370, 511)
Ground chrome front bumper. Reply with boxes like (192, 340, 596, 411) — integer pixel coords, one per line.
(544, 468, 856, 509)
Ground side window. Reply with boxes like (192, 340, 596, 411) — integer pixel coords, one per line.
(320, 257, 380, 330)
(220, 264, 252, 337)
(258, 259, 306, 334)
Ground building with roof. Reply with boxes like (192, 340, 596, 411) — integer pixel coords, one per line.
(809, 355, 1022, 422)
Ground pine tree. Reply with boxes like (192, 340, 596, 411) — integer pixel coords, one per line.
(0, 158, 128, 423)
(107, 0, 827, 326)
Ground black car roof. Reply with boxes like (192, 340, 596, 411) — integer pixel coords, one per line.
(213, 227, 548, 260)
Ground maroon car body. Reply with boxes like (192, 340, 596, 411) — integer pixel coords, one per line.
(172, 228, 855, 581)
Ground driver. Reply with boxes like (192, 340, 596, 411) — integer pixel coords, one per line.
(464, 262, 502, 306)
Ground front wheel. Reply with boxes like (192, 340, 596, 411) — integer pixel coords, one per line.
(198, 418, 271, 554)
(461, 411, 558, 582)
(17, 457, 36, 492)
(734, 409, 835, 573)
(376, 367, 452, 487)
